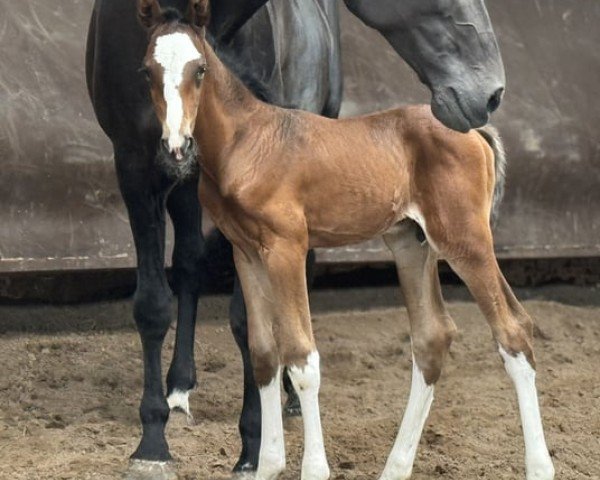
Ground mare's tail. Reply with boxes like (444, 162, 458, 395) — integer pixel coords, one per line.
(477, 125, 507, 227)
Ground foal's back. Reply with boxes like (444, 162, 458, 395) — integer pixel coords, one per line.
(234, 104, 493, 248)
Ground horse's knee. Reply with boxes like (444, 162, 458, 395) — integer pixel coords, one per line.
(413, 314, 457, 384)
(133, 286, 172, 339)
(250, 341, 280, 387)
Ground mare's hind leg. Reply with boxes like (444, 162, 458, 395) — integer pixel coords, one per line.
(427, 217, 554, 479)
(229, 274, 262, 473)
(165, 177, 205, 420)
(380, 221, 457, 480)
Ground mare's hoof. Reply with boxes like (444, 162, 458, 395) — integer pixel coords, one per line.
(232, 461, 257, 479)
(231, 471, 256, 480)
(125, 460, 178, 480)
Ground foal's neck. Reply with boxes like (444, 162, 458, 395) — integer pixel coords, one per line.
(195, 43, 265, 175)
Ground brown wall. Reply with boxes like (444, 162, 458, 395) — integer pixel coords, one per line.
(1, 0, 599, 272)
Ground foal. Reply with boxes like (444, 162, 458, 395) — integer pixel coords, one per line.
(139, 2, 555, 479)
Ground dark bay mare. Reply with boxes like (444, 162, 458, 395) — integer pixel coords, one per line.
(85, 0, 505, 474)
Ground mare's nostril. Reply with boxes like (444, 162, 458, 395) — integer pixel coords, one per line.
(160, 138, 169, 152)
(487, 87, 504, 113)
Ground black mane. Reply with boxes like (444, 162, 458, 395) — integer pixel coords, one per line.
(202, 31, 273, 104)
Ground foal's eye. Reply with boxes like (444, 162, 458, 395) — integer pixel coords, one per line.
(194, 66, 207, 84)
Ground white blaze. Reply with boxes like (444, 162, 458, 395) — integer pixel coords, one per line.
(153, 32, 202, 151)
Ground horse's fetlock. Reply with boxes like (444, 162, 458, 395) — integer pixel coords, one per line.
(140, 395, 170, 425)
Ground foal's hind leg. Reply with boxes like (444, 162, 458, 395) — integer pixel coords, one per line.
(380, 221, 457, 480)
(430, 220, 554, 479)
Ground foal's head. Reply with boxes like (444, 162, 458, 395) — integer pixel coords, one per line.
(138, 0, 209, 174)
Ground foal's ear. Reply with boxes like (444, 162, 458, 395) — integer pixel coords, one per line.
(137, 0, 162, 29)
(188, 0, 210, 28)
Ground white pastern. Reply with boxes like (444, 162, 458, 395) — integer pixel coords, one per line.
(257, 369, 286, 480)
(288, 351, 330, 480)
(166, 389, 192, 419)
(379, 357, 434, 480)
(153, 32, 202, 151)
(499, 347, 555, 480)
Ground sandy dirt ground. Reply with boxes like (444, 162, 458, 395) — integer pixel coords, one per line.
(1, 288, 599, 479)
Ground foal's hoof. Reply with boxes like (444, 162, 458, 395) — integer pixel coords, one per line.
(125, 460, 178, 480)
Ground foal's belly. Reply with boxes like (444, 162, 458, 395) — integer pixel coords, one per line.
(304, 162, 410, 248)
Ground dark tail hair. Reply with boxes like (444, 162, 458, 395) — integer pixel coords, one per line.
(477, 125, 506, 226)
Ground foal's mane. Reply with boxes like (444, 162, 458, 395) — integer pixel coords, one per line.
(213, 41, 273, 104)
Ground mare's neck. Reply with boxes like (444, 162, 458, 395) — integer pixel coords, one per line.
(196, 43, 264, 177)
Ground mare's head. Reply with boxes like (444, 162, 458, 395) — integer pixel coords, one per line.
(345, 0, 506, 132)
(138, 0, 209, 176)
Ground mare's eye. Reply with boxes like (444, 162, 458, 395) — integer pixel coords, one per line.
(195, 65, 207, 84)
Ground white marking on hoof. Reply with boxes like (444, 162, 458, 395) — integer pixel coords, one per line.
(231, 470, 256, 480)
(167, 389, 194, 424)
(257, 369, 286, 480)
(499, 347, 555, 480)
(126, 460, 177, 480)
(379, 357, 434, 480)
(288, 352, 330, 480)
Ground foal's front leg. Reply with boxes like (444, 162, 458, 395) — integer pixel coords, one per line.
(234, 242, 330, 480)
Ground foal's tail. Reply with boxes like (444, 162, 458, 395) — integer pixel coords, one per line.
(477, 125, 507, 226)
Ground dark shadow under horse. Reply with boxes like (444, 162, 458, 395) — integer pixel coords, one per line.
(85, 0, 505, 473)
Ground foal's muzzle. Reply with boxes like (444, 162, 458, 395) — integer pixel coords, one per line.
(160, 136, 196, 162)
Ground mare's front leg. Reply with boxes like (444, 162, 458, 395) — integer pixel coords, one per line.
(115, 147, 174, 467)
(165, 177, 205, 420)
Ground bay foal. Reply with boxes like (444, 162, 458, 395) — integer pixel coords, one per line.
(140, 2, 554, 479)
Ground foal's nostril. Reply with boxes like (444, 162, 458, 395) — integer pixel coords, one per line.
(160, 138, 169, 152)
(181, 137, 195, 156)
(487, 87, 504, 114)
